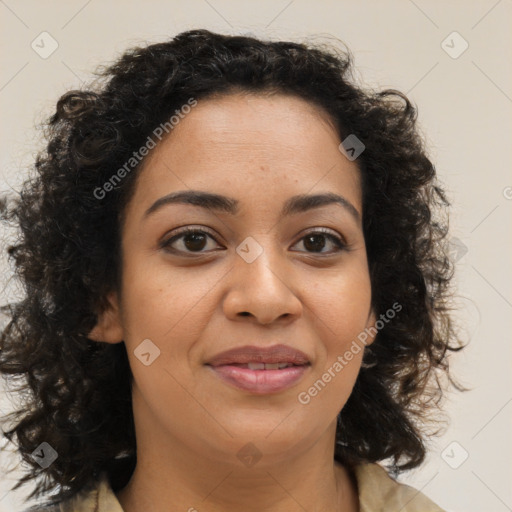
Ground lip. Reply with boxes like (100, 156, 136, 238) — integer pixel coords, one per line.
(205, 344, 311, 394)
(206, 344, 311, 366)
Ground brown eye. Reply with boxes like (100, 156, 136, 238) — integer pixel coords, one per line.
(161, 227, 222, 254)
(180, 232, 209, 251)
(292, 229, 346, 254)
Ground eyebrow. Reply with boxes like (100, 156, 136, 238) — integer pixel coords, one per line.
(143, 190, 361, 223)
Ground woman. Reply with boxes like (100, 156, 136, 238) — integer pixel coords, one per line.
(0, 29, 465, 511)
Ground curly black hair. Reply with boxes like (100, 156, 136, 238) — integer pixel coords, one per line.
(0, 28, 466, 506)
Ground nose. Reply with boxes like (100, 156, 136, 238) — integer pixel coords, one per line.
(222, 243, 303, 325)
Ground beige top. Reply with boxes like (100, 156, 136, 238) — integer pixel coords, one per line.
(27, 463, 445, 511)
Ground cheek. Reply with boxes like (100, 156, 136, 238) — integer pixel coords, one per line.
(119, 260, 227, 389)
(120, 257, 223, 340)
(296, 355, 361, 428)
(299, 266, 371, 405)
(307, 265, 372, 344)
(118, 267, 211, 417)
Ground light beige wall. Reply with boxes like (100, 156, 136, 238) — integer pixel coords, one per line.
(1, 1, 511, 511)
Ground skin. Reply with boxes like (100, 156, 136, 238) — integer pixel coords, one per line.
(89, 92, 377, 512)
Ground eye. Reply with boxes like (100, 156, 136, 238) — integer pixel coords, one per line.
(160, 227, 223, 254)
(291, 228, 346, 254)
(160, 226, 347, 256)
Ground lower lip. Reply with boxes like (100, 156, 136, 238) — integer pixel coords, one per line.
(207, 364, 310, 394)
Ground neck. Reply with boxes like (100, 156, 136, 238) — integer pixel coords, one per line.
(117, 443, 358, 512)
(116, 389, 359, 512)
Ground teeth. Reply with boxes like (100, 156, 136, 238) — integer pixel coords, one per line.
(248, 362, 265, 370)
(247, 362, 292, 370)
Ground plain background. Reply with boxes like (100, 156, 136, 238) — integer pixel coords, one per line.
(0, 1, 511, 511)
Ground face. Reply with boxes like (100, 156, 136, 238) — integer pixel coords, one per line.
(90, 92, 376, 466)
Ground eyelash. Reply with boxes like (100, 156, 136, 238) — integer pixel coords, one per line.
(160, 226, 347, 256)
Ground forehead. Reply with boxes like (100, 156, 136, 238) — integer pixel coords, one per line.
(170, 92, 341, 155)
(126, 92, 362, 217)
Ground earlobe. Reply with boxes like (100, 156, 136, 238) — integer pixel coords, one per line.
(87, 291, 124, 343)
(364, 308, 378, 347)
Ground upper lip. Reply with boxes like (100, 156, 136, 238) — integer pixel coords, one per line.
(206, 344, 311, 367)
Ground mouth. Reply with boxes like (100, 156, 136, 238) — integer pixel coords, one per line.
(225, 362, 300, 370)
(205, 344, 311, 394)
(206, 344, 311, 367)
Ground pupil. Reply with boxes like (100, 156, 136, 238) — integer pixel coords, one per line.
(304, 234, 325, 252)
(184, 233, 206, 251)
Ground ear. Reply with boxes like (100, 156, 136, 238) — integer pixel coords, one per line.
(88, 291, 124, 344)
(363, 307, 378, 347)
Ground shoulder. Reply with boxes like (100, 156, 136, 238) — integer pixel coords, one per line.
(23, 505, 60, 512)
(22, 501, 63, 512)
(22, 472, 124, 512)
(353, 462, 446, 512)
